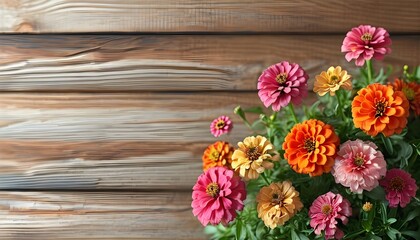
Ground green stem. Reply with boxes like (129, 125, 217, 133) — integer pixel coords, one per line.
(288, 104, 299, 124)
(335, 90, 346, 121)
(261, 172, 271, 186)
(389, 207, 397, 218)
(366, 59, 373, 85)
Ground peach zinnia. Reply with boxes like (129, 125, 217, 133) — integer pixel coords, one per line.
(389, 78, 420, 116)
(256, 181, 303, 229)
(202, 141, 234, 171)
(231, 135, 277, 180)
(283, 119, 340, 177)
(352, 83, 409, 137)
(313, 66, 352, 96)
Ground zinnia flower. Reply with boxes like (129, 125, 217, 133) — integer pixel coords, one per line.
(389, 78, 420, 116)
(352, 83, 409, 137)
(309, 192, 352, 240)
(332, 140, 386, 194)
(257, 61, 308, 111)
(231, 135, 277, 180)
(256, 181, 303, 229)
(379, 169, 418, 208)
(313, 66, 352, 96)
(202, 141, 234, 171)
(192, 167, 246, 226)
(341, 25, 392, 66)
(210, 115, 233, 137)
(283, 119, 340, 177)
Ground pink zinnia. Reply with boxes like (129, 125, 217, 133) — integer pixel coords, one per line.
(210, 115, 233, 137)
(341, 25, 392, 66)
(309, 192, 352, 240)
(332, 140, 386, 194)
(380, 169, 418, 208)
(192, 167, 246, 226)
(257, 61, 308, 111)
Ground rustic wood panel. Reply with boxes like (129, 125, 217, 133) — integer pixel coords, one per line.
(0, 191, 204, 239)
(0, 0, 419, 33)
(0, 92, 264, 190)
(0, 35, 418, 92)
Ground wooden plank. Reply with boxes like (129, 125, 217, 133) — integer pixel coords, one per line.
(0, 92, 264, 190)
(0, 191, 204, 239)
(0, 0, 418, 33)
(0, 35, 418, 92)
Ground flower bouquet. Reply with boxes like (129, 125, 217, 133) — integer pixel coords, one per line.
(192, 25, 420, 240)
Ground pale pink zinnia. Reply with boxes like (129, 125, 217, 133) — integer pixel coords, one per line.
(332, 140, 386, 194)
(210, 115, 233, 137)
(380, 169, 418, 208)
(341, 25, 392, 66)
(257, 61, 308, 111)
(309, 192, 352, 240)
(192, 167, 246, 226)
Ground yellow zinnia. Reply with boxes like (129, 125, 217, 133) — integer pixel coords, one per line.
(313, 66, 352, 96)
(256, 181, 303, 229)
(231, 135, 277, 180)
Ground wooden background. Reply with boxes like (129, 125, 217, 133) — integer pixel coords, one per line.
(0, 1, 419, 239)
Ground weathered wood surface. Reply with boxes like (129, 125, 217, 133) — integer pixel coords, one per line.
(0, 35, 418, 92)
(0, 92, 263, 189)
(0, 0, 419, 33)
(0, 191, 204, 239)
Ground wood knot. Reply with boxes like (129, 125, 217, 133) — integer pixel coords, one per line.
(15, 21, 35, 32)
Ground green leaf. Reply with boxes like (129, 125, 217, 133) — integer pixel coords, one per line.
(365, 186, 386, 201)
(401, 230, 420, 239)
(204, 225, 218, 235)
(380, 202, 388, 224)
(291, 229, 299, 240)
(386, 227, 400, 240)
(364, 233, 382, 240)
(381, 134, 394, 155)
(245, 224, 258, 240)
(387, 218, 397, 224)
(255, 221, 267, 239)
(405, 207, 420, 222)
(235, 219, 246, 240)
(343, 229, 365, 239)
(298, 233, 310, 240)
(361, 220, 372, 231)
(399, 207, 420, 230)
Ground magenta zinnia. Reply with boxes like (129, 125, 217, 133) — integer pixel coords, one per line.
(379, 169, 418, 208)
(210, 115, 233, 137)
(341, 25, 392, 66)
(257, 61, 308, 111)
(309, 192, 352, 240)
(332, 140, 386, 194)
(192, 167, 246, 226)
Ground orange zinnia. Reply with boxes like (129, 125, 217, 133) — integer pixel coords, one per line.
(389, 79, 420, 116)
(202, 141, 234, 171)
(352, 83, 409, 137)
(283, 119, 340, 177)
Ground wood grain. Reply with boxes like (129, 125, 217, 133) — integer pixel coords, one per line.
(0, 35, 418, 92)
(0, 191, 205, 239)
(0, 0, 419, 33)
(0, 92, 263, 190)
